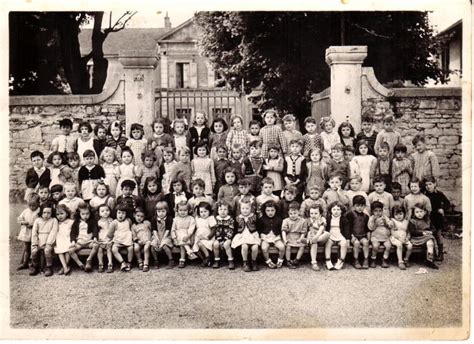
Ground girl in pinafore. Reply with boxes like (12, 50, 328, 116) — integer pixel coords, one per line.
(232, 201, 260, 272)
(352, 140, 377, 193)
(191, 140, 216, 196)
(189, 110, 211, 158)
(263, 144, 284, 195)
(17, 193, 40, 270)
(100, 147, 119, 197)
(114, 147, 140, 198)
(282, 202, 308, 269)
(53, 204, 74, 275)
(192, 201, 217, 267)
(259, 109, 288, 159)
(78, 150, 105, 202)
(47, 151, 66, 187)
(132, 207, 153, 272)
(171, 201, 198, 268)
(96, 204, 114, 273)
(151, 201, 175, 269)
(76, 122, 97, 165)
(126, 123, 148, 167)
(324, 201, 350, 271)
(306, 147, 327, 193)
(209, 117, 228, 161)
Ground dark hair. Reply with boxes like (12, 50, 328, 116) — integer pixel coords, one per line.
(223, 167, 237, 181)
(59, 118, 73, 128)
(67, 152, 80, 162)
(196, 201, 213, 217)
(412, 134, 425, 145)
(409, 177, 422, 187)
(327, 201, 346, 216)
(352, 195, 366, 206)
(27, 192, 40, 205)
(288, 201, 300, 212)
(306, 203, 324, 218)
(170, 176, 187, 193)
(130, 123, 145, 139)
(71, 203, 96, 240)
(38, 201, 55, 217)
(30, 150, 44, 160)
(391, 182, 402, 191)
(55, 203, 71, 219)
(370, 201, 384, 212)
(338, 122, 355, 138)
(115, 203, 129, 214)
(142, 150, 157, 162)
(392, 205, 405, 217)
(249, 140, 262, 149)
(361, 113, 373, 123)
(383, 114, 395, 124)
(216, 145, 228, 153)
(304, 117, 316, 125)
(249, 120, 261, 129)
(50, 184, 63, 194)
(121, 146, 134, 158)
(108, 120, 123, 136)
(78, 121, 93, 133)
(97, 204, 112, 215)
(356, 139, 370, 151)
(210, 117, 229, 133)
(94, 124, 107, 136)
(191, 178, 205, 190)
(120, 179, 136, 190)
(238, 178, 251, 186)
(393, 143, 407, 154)
(143, 176, 161, 197)
(377, 142, 390, 152)
(343, 145, 355, 154)
(194, 140, 210, 155)
(47, 151, 64, 165)
(423, 176, 437, 185)
(83, 149, 96, 159)
(260, 200, 278, 216)
(373, 176, 386, 185)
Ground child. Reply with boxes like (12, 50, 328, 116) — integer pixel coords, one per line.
(229, 145, 245, 180)
(132, 207, 152, 272)
(99, 147, 119, 197)
(302, 117, 322, 159)
(50, 184, 64, 206)
(192, 202, 217, 267)
(107, 204, 134, 271)
(282, 202, 308, 269)
(404, 178, 432, 220)
(256, 177, 280, 215)
(390, 206, 412, 270)
(258, 200, 285, 269)
(114, 147, 139, 198)
(306, 148, 327, 193)
(345, 195, 370, 269)
(322, 174, 350, 209)
(408, 203, 439, 269)
(106, 120, 128, 155)
(191, 140, 216, 196)
(213, 145, 231, 194)
(58, 166, 76, 189)
(242, 140, 265, 196)
(58, 182, 85, 217)
(160, 148, 178, 196)
(345, 176, 370, 212)
(209, 117, 228, 161)
(138, 151, 160, 195)
(116, 180, 144, 219)
(352, 140, 377, 193)
(355, 113, 378, 155)
(188, 179, 214, 213)
(93, 124, 108, 159)
(282, 114, 303, 148)
(368, 176, 394, 218)
(50, 118, 75, 157)
(189, 110, 211, 158)
(320, 116, 339, 157)
(280, 184, 299, 218)
(172, 118, 189, 160)
(324, 202, 350, 270)
(226, 114, 249, 154)
(300, 185, 327, 217)
(142, 176, 162, 220)
(126, 123, 148, 167)
(47, 151, 66, 187)
(411, 134, 441, 182)
(231, 201, 260, 272)
(88, 181, 115, 216)
(424, 176, 450, 261)
(391, 143, 413, 196)
(150, 201, 175, 269)
(163, 177, 192, 218)
(17, 193, 40, 270)
(66, 152, 81, 191)
(75, 122, 97, 165)
(305, 204, 329, 271)
(29, 202, 58, 276)
(263, 144, 284, 195)
(96, 204, 114, 273)
(68, 203, 99, 272)
(259, 109, 288, 159)
(326, 143, 350, 188)
(148, 118, 174, 166)
(53, 204, 74, 275)
(168, 147, 191, 193)
(248, 120, 263, 147)
(374, 114, 401, 158)
(391, 182, 405, 209)
(232, 178, 257, 216)
(217, 168, 239, 206)
(283, 139, 307, 200)
(78, 150, 105, 202)
(25, 151, 51, 202)
(37, 186, 51, 207)
(338, 121, 355, 147)
(171, 201, 198, 268)
(368, 201, 394, 268)
(212, 201, 235, 269)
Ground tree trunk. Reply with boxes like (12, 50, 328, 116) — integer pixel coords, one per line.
(91, 12, 108, 94)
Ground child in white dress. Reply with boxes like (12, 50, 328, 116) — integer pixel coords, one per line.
(53, 204, 74, 275)
(126, 123, 148, 167)
(191, 141, 216, 196)
(100, 147, 119, 198)
(192, 202, 217, 267)
(115, 147, 140, 198)
(132, 207, 153, 272)
(47, 151, 66, 187)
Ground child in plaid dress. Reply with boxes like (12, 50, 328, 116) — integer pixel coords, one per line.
(302, 117, 322, 158)
(226, 114, 250, 154)
(259, 109, 288, 159)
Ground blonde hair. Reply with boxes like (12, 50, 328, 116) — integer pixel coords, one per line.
(230, 114, 244, 127)
(100, 146, 117, 163)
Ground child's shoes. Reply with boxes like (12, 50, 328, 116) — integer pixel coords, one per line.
(266, 259, 277, 269)
(188, 252, 198, 260)
(292, 259, 300, 267)
(44, 266, 53, 277)
(362, 259, 369, 269)
(98, 265, 104, 273)
(64, 267, 71, 275)
(178, 260, 185, 268)
(398, 261, 406, 270)
(138, 261, 144, 270)
(251, 260, 258, 271)
(107, 264, 114, 273)
(120, 261, 128, 271)
(201, 256, 210, 267)
(369, 258, 377, 268)
(29, 266, 39, 276)
(17, 263, 29, 271)
(425, 259, 439, 270)
(311, 263, 320, 271)
(403, 259, 411, 268)
(167, 260, 175, 269)
(276, 259, 284, 269)
(212, 259, 220, 269)
(143, 264, 150, 272)
(228, 260, 235, 270)
(242, 261, 251, 272)
(325, 260, 334, 270)
(381, 259, 389, 268)
(287, 260, 296, 269)
(58, 268, 65, 275)
(334, 259, 344, 270)
(354, 260, 362, 269)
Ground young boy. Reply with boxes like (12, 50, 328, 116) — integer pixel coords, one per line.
(241, 140, 265, 196)
(213, 145, 231, 194)
(391, 143, 412, 196)
(248, 120, 262, 146)
(283, 139, 307, 200)
(390, 182, 405, 209)
(116, 180, 144, 219)
(37, 186, 51, 207)
(25, 151, 51, 202)
(374, 114, 401, 158)
(280, 184, 299, 218)
(374, 141, 392, 193)
(229, 145, 245, 181)
(49, 184, 64, 206)
(346, 175, 370, 213)
(50, 118, 76, 157)
(322, 173, 350, 209)
(345, 195, 370, 269)
(327, 143, 350, 188)
(355, 113, 378, 155)
(411, 134, 441, 182)
(233, 178, 257, 216)
(302, 117, 322, 158)
(368, 201, 394, 268)
(300, 185, 327, 218)
(368, 176, 394, 217)
(256, 177, 280, 216)
(66, 152, 81, 190)
(282, 114, 303, 148)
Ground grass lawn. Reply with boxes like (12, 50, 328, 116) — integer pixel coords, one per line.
(9, 203, 463, 329)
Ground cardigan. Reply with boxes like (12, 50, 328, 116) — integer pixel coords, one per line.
(78, 165, 105, 184)
(163, 191, 192, 217)
(325, 213, 351, 239)
(257, 215, 283, 236)
(235, 214, 258, 233)
(344, 210, 370, 238)
(70, 217, 98, 242)
(25, 167, 51, 189)
(189, 126, 211, 149)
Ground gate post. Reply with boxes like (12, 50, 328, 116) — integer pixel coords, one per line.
(119, 50, 158, 137)
(325, 46, 367, 132)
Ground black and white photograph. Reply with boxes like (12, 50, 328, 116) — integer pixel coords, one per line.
(2, 0, 471, 340)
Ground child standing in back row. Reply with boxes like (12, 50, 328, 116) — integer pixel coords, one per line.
(259, 109, 288, 159)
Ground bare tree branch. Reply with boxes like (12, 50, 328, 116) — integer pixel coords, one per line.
(104, 11, 137, 35)
(349, 22, 392, 39)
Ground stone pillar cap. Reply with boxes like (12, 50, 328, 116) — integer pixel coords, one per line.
(325, 46, 368, 65)
(119, 50, 158, 68)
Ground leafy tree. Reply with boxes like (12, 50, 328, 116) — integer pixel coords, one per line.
(195, 11, 445, 120)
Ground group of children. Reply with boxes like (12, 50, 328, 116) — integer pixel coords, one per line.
(17, 110, 451, 276)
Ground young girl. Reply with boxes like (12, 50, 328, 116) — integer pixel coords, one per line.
(306, 204, 329, 271)
(149, 118, 174, 166)
(142, 176, 162, 220)
(17, 193, 40, 270)
(324, 202, 349, 270)
(68, 203, 99, 272)
(226, 114, 249, 154)
(345, 175, 370, 213)
(213, 145, 231, 194)
(171, 201, 198, 268)
(189, 110, 211, 158)
(163, 177, 192, 218)
(404, 178, 432, 220)
(132, 207, 152, 272)
(391, 143, 413, 196)
(259, 109, 288, 159)
(168, 147, 192, 192)
(282, 202, 308, 269)
(258, 200, 285, 269)
(48, 151, 66, 187)
(188, 179, 214, 213)
(306, 148, 328, 193)
(107, 204, 134, 271)
(212, 201, 235, 269)
(209, 117, 229, 161)
(192, 201, 217, 267)
(126, 123, 148, 167)
(66, 152, 81, 191)
(408, 203, 439, 269)
(352, 140, 377, 193)
(217, 168, 239, 206)
(390, 206, 413, 270)
(58, 182, 85, 217)
(172, 118, 189, 160)
(78, 150, 105, 202)
(76, 122, 97, 165)
(114, 147, 140, 198)
(231, 201, 260, 271)
(191, 140, 216, 196)
(105, 120, 128, 156)
(96, 204, 114, 273)
(160, 147, 178, 194)
(138, 151, 160, 195)
(29, 202, 58, 276)
(319, 116, 340, 157)
(53, 204, 74, 275)
(282, 114, 303, 148)
(263, 144, 284, 195)
(88, 181, 115, 215)
(338, 121, 355, 147)
(151, 201, 175, 269)
(93, 124, 108, 159)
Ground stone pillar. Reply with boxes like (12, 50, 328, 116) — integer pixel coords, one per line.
(119, 50, 158, 137)
(325, 46, 367, 132)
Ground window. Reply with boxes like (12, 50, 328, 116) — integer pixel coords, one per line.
(176, 63, 190, 88)
(212, 108, 232, 117)
(441, 45, 450, 78)
(175, 108, 193, 123)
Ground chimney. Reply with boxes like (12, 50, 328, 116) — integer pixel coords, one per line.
(164, 12, 172, 29)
